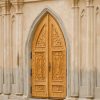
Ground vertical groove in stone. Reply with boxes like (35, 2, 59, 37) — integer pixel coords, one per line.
(90, 6, 94, 97)
(11, 15, 16, 94)
(0, 9, 3, 93)
(10, 15, 14, 94)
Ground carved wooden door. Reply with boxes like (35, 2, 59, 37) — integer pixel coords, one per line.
(32, 13, 67, 99)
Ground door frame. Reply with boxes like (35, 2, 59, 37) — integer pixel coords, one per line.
(25, 8, 71, 99)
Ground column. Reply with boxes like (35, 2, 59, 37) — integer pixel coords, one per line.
(12, 2, 24, 94)
(1, 1, 11, 94)
(86, 0, 94, 97)
(71, 0, 79, 97)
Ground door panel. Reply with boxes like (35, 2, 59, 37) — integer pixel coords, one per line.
(32, 14, 49, 98)
(48, 14, 67, 98)
(32, 13, 66, 99)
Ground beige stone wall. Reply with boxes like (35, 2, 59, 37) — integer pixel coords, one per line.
(0, 0, 100, 100)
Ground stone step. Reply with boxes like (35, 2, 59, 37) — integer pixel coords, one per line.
(8, 99, 18, 100)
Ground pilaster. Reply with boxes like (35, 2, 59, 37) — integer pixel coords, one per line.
(0, 0, 11, 94)
(11, 1, 24, 95)
(71, 0, 79, 97)
(85, 0, 94, 98)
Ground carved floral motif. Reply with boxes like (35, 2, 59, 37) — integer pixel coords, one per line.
(36, 25, 46, 48)
(52, 85, 63, 93)
(32, 13, 66, 98)
(52, 51, 64, 81)
(51, 24, 63, 47)
(35, 85, 45, 92)
(35, 52, 46, 81)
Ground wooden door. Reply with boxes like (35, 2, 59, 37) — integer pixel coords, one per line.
(32, 13, 67, 99)
(48, 14, 67, 99)
(32, 14, 49, 98)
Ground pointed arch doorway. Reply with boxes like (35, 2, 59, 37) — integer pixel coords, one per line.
(31, 12, 67, 99)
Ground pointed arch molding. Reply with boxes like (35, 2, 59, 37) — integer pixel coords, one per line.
(26, 8, 69, 48)
(25, 8, 70, 97)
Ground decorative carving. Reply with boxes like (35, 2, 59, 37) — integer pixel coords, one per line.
(51, 24, 63, 47)
(52, 85, 63, 93)
(32, 13, 66, 98)
(36, 25, 46, 48)
(35, 52, 46, 81)
(35, 85, 45, 92)
(52, 51, 64, 81)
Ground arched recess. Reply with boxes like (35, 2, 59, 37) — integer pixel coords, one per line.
(25, 8, 70, 99)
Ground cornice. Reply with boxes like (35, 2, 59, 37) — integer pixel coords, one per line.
(86, 0, 93, 6)
(10, 0, 24, 4)
(10, 0, 24, 14)
(0, 0, 24, 14)
(0, 0, 24, 5)
(72, 0, 94, 7)
(0, 0, 11, 14)
(0, 0, 10, 7)
(72, 0, 79, 7)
